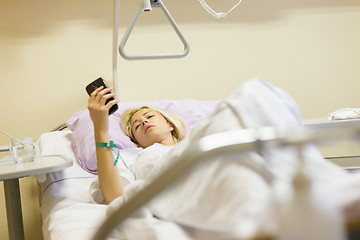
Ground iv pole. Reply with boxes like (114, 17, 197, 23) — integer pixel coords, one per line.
(112, 0, 120, 98)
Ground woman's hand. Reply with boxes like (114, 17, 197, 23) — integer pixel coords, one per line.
(88, 86, 119, 138)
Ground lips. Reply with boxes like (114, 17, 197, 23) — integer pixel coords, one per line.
(144, 125, 155, 134)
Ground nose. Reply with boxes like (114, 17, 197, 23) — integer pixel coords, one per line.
(141, 119, 149, 126)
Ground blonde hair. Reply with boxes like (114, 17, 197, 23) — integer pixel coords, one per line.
(121, 106, 186, 146)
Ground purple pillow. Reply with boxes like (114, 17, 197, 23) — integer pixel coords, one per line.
(66, 99, 221, 174)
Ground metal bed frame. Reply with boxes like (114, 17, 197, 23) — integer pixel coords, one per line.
(92, 119, 360, 240)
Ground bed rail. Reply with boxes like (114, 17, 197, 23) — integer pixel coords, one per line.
(92, 121, 360, 240)
(50, 123, 67, 132)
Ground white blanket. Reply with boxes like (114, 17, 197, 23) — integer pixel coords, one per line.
(91, 79, 360, 240)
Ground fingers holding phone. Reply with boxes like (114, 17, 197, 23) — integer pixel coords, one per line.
(87, 78, 119, 132)
(89, 87, 117, 111)
(86, 77, 119, 115)
(94, 87, 115, 106)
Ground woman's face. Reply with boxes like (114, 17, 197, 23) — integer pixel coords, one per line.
(130, 108, 175, 148)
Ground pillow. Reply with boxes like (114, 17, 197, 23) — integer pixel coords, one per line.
(66, 99, 221, 174)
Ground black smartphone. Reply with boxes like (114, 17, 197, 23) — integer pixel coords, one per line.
(86, 77, 119, 115)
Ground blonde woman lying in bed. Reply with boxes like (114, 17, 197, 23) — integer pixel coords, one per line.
(88, 86, 186, 203)
(88, 79, 359, 240)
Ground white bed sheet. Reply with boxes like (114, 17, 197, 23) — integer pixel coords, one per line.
(38, 130, 107, 240)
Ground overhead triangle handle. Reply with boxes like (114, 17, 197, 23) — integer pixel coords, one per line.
(119, 0, 190, 60)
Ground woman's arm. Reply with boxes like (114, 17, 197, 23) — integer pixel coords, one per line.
(88, 86, 123, 204)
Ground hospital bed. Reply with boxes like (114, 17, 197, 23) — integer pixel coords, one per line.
(38, 98, 220, 240)
(38, 96, 360, 240)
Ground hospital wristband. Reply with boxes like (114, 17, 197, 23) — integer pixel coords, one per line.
(96, 141, 120, 166)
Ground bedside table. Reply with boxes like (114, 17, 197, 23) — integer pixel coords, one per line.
(0, 155, 73, 240)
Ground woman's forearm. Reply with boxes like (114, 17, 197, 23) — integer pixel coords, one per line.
(95, 130, 124, 204)
(88, 86, 122, 204)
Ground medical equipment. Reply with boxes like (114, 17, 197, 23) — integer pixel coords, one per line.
(118, 0, 190, 60)
(111, 0, 190, 97)
(111, 0, 244, 98)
